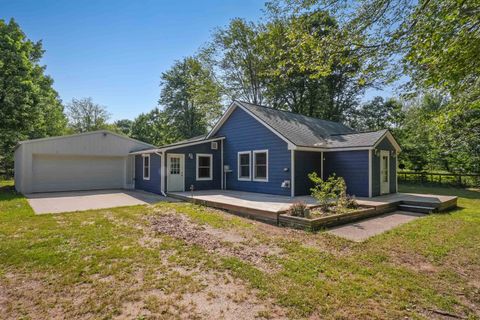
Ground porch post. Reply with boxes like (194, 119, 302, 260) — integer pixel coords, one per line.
(291, 149, 295, 197)
(368, 149, 372, 198)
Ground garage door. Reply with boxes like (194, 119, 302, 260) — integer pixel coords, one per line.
(32, 154, 125, 192)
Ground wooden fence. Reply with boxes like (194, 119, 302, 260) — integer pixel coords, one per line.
(398, 171, 480, 187)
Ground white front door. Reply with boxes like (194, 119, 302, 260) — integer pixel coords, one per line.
(380, 150, 390, 194)
(167, 154, 185, 192)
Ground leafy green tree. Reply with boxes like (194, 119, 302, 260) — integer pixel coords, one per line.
(114, 119, 133, 136)
(349, 97, 404, 132)
(0, 19, 67, 175)
(159, 57, 223, 140)
(205, 18, 266, 104)
(260, 10, 365, 121)
(130, 108, 174, 146)
(396, 94, 446, 171)
(66, 97, 111, 133)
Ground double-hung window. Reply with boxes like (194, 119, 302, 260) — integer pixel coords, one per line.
(237, 151, 251, 180)
(143, 154, 150, 180)
(253, 150, 268, 182)
(196, 154, 213, 180)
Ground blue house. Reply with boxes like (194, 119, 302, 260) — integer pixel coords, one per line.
(131, 101, 401, 198)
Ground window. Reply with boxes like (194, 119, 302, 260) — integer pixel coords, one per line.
(170, 157, 180, 175)
(142, 154, 150, 180)
(196, 154, 212, 180)
(253, 150, 268, 182)
(237, 151, 251, 180)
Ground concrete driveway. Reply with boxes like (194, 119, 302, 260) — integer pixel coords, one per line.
(26, 189, 175, 214)
(327, 211, 425, 242)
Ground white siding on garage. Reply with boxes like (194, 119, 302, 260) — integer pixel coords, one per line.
(32, 155, 125, 192)
(14, 131, 153, 194)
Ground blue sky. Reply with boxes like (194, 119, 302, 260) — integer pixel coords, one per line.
(1, 0, 395, 121)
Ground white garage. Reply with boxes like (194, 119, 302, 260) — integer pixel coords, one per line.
(14, 131, 153, 194)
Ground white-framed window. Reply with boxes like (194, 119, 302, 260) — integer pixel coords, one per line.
(142, 154, 150, 180)
(196, 154, 213, 181)
(237, 151, 251, 181)
(253, 150, 268, 182)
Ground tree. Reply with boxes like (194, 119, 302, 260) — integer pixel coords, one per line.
(205, 19, 266, 105)
(130, 108, 174, 146)
(348, 97, 404, 132)
(0, 19, 67, 175)
(114, 119, 133, 136)
(66, 97, 111, 133)
(259, 10, 365, 121)
(396, 94, 446, 171)
(159, 57, 223, 140)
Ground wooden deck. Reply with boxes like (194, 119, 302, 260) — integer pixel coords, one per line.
(167, 190, 457, 225)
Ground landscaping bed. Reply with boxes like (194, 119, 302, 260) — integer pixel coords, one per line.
(279, 205, 378, 230)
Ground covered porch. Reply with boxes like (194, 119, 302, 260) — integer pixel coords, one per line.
(167, 189, 457, 225)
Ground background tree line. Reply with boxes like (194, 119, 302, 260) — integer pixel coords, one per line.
(1, 0, 478, 176)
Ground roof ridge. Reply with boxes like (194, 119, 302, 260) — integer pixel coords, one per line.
(328, 129, 388, 137)
(235, 100, 352, 128)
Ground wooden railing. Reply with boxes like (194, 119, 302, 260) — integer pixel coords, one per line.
(398, 171, 480, 187)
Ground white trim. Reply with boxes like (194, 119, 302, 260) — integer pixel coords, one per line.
(252, 149, 269, 182)
(166, 153, 185, 192)
(130, 137, 225, 155)
(380, 150, 390, 194)
(207, 101, 296, 149)
(373, 130, 402, 152)
(196, 153, 213, 181)
(294, 146, 375, 152)
(237, 151, 251, 181)
(291, 150, 295, 197)
(142, 154, 150, 180)
(221, 140, 224, 190)
(395, 155, 398, 193)
(368, 149, 372, 197)
(159, 152, 166, 195)
(17, 129, 155, 148)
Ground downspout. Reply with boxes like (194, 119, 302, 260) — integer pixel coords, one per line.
(155, 151, 167, 197)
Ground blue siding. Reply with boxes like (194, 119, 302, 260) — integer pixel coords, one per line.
(294, 151, 322, 196)
(165, 142, 221, 191)
(135, 154, 161, 194)
(323, 150, 369, 197)
(372, 136, 397, 196)
(216, 107, 291, 196)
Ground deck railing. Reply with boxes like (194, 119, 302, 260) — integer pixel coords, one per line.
(398, 171, 480, 187)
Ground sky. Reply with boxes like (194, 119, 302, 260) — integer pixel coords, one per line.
(1, 0, 395, 121)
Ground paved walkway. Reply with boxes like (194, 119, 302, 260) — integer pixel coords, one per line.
(26, 189, 174, 214)
(327, 211, 425, 242)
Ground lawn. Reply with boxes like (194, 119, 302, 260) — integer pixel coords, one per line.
(0, 180, 479, 319)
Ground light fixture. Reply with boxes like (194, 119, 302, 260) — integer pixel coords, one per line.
(188, 153, 193, 159)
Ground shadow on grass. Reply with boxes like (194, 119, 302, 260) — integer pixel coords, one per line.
(0, 184, 24, 200)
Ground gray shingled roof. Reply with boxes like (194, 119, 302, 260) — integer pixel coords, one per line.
(236, 101, 392, 149)
(324, 129, 388, 149)
(236, 101, 355, 147)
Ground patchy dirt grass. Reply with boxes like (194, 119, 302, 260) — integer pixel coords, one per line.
(0, 181, 479, 319)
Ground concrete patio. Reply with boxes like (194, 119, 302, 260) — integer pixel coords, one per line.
(26, 189, 176, 214)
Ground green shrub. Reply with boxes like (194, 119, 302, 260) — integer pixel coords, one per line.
(289, 202, 310, 218)
(308, 172, 350, 212)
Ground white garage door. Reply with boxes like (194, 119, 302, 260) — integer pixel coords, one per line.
(32, 154, 125, 193)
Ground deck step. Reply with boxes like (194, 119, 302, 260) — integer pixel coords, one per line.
(398, 204, 436, 214)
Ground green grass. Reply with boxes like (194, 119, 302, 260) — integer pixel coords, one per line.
(0, 180, 479, 319)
